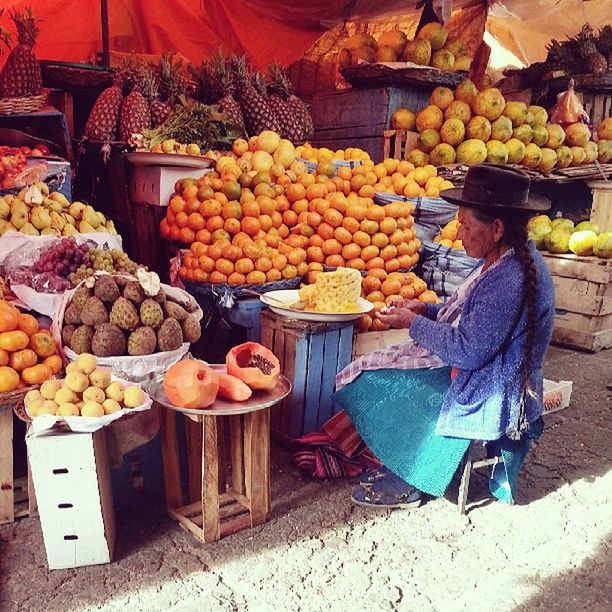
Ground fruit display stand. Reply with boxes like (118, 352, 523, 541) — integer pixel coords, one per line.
(260, 310, 354, 442)
(148, 368, 291, 543)
(542, 252, 612, 352)
(27, 428, 116, 570)
(311, 87, 431, 162)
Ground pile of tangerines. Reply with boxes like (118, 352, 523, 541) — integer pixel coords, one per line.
(166, 150, 424, 285)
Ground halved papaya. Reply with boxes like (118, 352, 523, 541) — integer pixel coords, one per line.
(226, 342, 280, 390)
(217, 373, 252, 401)
(163, 359, 219, 408)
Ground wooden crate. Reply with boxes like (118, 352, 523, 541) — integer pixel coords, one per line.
(311, 87, 430, 162)
(260, 310, 355, 442)
(383, 129, 420, 161)
(587, 181, 612, 233)
(224, 298, 267, 342)
(0, 406, 37, 525)
(577, 90, 611, 127)
(352, 329, 408, 359)
(543, 253, 612, 352)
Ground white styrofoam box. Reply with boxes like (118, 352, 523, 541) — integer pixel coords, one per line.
(27, 429, 116, 570)
(543, 379, 573, 415)
(128, 165, 206, 206)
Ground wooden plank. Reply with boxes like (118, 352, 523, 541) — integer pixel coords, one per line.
(278, 327, 297, 436)
(228, 415, 245, 496)
(216, 417, 226, 495)
(220, 513, 252, 538)
(302, 332, 324, 435)
(551, 326, 612, 352)
(243, 409, 270, 527)
(552, 275, 612, 316)
(167, 507, 204, 541)
(160, 407, 183, 510)
(287, 334, 309, 439)
(588, 181, 612, 233)
(543, 253, 611, 284)
(0, 408, 14, 525)
(317, 328, 340, 427)
(312, 88, 392, 129)
(353, 329, 408, 358)
(271, 323, 286, 432)
(202, 416, 220, 542)
(554, 309, 612, 333)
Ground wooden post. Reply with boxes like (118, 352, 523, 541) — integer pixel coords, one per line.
(243, 409, 271, 527)
(229, 415, 245, 496)
(202, 415, 220, 542)
(100, 0, 110, 67)
(588, 181, 612, 232)
(0, 408, 13, 524)
(184, 415, 203, 504)
(160, 407, 183, 510)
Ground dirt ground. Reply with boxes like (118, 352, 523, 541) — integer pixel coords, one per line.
(1, 345, 610, 612)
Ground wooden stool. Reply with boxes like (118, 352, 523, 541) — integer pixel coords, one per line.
(156, 373, 290, 543)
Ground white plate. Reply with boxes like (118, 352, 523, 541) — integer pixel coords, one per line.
(125, 151, 215, 169)
(260, 289, 373, 322)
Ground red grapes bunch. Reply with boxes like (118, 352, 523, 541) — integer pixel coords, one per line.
(34, 237, 90, 277)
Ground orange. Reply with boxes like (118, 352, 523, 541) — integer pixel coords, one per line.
(207, 244, 223, 260)
(389, 229, 404, 246)
(361, 245, 380, 261)
(206, 215, 225, 232)
(398, 254, 413, 269)
(297, 261, 309, 276)
(266, 269, 283, 282)
(322, 208, 343, 228)
(317, 222, 335, 240)
(381, 279, 401, 296)
(242, 200, 260, 217)
(332, 227, 352, 245)
(257, 195, 277, 215)
(371, 232, 390, 248)
(322, 239, 342, 256)
(215, 258, 234, 276)
(399, 284, 415, 299)
(342, 243, 361, 260)
(222, 244, 242, 262)
(362, 276, 382, 295)
(241, 217, 261, 236)
(360, 219, 379, 236)
(347, 257, 366, 271)
(379, 217, 398, 235)
(313, 198, 330, 216)
(202, 199, 222, 217)
(209, 271, 228, 284)
(306, 212, 322, 228)
(178, 227, 195, 243)
(193, 269, 208, 282)
(341, 217, 360, 234)
(43, 354, 63, 375)
(223, 217, 242, 235)
(235, 258, 255, 275)
(245, 270, 266, 284)
(282, 210, 298, 227)
(306, 246, 325, 263)
(366, 256, 385, 270)
(337, 166, 352, 180)
(380, 245, 398, 261)
(169, 196, 186, 215)
(259, 215, 273, 232)
(225, 272, 245, 285)
(309, 234, 324, 248)
(358, 185, 376, 198)
(368, 268, 388, 281)
(187, 213, 205, 231)
(366, 290, 385, 303)
(282, 265, 299, 280)
(186, 197, 201, 214)
(352, 230, 371, 248)
(384, 258, 401, 272)
(9, 349, 37, 371)
(191, 242, 206, 257)
(211, 229, 230, 243)
(306, 183, 327, 201)
(346, 204, 367, 221)
(325, 254, 345, 267)
(198, 255, 216, 272)
(286, 183, 306, 203)
(350, 174, 366, 192)
(366, 205, 385, 222)
(271, 253, 288, 270)
(255, 257, 273, 272)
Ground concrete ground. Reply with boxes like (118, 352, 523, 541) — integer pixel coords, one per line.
(1, 345, 610, 612)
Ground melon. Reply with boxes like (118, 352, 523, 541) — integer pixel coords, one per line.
(440, 118, 465, 146)
(527, 105, 548, 126)
(545, 124, 566, 149)
(538, 148, 558, 173)
(596, 118, 612, 141)
(163, 360, 219, 409)
(506, 138, 526, 164)
(453, 55, 472, 71)
(416, 105, 444, 132)
(490, 116, 513, 143)
(378, 29, 407, 55)
(431, 50, 454, 71)
(485, 140, 508, 164)
(565, 123, 591, 147)
(429, 86, 454, 110)
(226, 342, 280, 390)
(471, 88, 505, 121)
(532, 125, 549, 147)
(569, 231, 598, 256)
(503, 101, 527, 127)
(403, 39, 431, 65)
(429, 143, 456, 166)
(444, 100, 472, 125)
(417, 22, 448, 51)
(598, 140, 612, 163)
(521, 143, 542, 168)
(418, 129, 441, 153)
(594, 232, 612, 259)
(513, 124, 534, 145)
(556, 145, 573, 168)
(466, 116, 492, 141)
(216, 373, 252, 401)
(455, 78, 478, 104)
(456, 139, 487, 164)
(570, 146, 586, 166)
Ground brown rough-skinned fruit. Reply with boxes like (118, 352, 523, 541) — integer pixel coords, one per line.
(127, 326, 157, 356)
(70, 325, 95, 354)
(181, 315, 201, 343)
(139, 299, 164, 329)
(94, 275, 120, 303)
(91, 323, 126, 357)
(162, 301, 188, 321)
(157, 318, 183, 352)
(110, 297, 140, 331)
(81, 297, 109, 326)
(62, 324, 77, 347)
(124, 281, 146, 304)
(71, 285, 92, 311)
(64, 303, 83, 326)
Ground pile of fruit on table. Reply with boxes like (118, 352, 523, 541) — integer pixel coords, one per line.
(433, 216, 464, 250)
(0, 300, 61, 393)
(528, 215, 611, 258)
(163, 132, 424, 284)
(391, 81, 611, 170)
(339, 23, 472, 72)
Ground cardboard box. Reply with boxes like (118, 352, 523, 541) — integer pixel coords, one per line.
(128, 165, 205, 206)
(27, 429, 116, 570)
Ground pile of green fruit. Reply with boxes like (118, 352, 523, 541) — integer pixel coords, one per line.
(0, 184, 117, 237)
(528, 215, 611, 258)
(62, 275, 202, 357)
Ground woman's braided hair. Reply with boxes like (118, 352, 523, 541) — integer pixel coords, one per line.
(472, 208, 538, 438)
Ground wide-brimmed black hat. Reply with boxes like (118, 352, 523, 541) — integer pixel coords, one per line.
(440, 164, 550, 212)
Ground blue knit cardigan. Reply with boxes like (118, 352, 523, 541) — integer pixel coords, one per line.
(410, 245, 555, 441)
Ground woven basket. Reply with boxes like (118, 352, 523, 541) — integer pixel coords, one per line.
(40, 61, 116, 91)
(0, 93, 46, 115)
(184, 276, 302, 301)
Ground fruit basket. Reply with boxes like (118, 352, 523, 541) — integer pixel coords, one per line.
(184, 276, 302, 301)
(39, 61, 116, 91)
(0, 93, 47, 116)
(340, 63, 466, 89)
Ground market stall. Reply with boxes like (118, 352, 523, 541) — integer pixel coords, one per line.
(0, 1, 608, 570)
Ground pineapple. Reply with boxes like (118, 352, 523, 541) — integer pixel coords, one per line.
(119, 90, 151, 142)
(545, 38, 584, 74)
(235, 57, 280, 136)
(84, 86, 123, 141)
(267, 64, 313, 143)
(150, 53, 187, 127)
(0, 7, 42, 98)
(575, 24, 607, 76)
(596, 25, 612, 72)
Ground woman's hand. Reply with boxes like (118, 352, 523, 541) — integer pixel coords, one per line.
(384, 298, 427, 316)
(374, 306, 418, 329)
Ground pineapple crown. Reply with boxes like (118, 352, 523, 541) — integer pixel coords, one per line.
(10, 6, 39, 48)
(597, 25, 612, 54)
(267, 63, 293, 99)
(573, 23, 599, 56)
(188, 59, 217, 104)
(115, 55, 160, 101)
(157, 52, 188, 103)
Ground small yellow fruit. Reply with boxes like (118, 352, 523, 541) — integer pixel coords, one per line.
(57, 403, 80, 417)
(65, 371, 89, 393)
(105, 382, 125, 402)
(89, 367, 111, 390)
(124, 386, 145, 408)
(81, 401, 104, 417)
(40, 379, 63, 400)
(65, 362, 79, 373)
(38, 400, 58, 415)
(54, 387, 77, 405)
(83, 386, 106, 404)
(75, 353, 97, 375)
(102, 399, 122, 415)
(24, 390, 44, 415)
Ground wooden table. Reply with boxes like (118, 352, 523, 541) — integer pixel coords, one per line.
(149, 370, 291, 543)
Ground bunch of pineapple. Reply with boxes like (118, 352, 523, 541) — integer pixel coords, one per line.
(84, 54, 188, 143)
(0, 7, 43, 99)
(546, 24, 611, 76)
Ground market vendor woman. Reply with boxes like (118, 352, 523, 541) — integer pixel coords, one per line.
(334, 164, 555, 509)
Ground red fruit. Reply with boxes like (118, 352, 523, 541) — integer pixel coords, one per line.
(163, 359, 219, 409)
(226, 342, 280, 390)
(217, 373, 252, 401)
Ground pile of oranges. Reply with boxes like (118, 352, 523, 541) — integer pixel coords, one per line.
(295, 143, 371, 163)
(0, 300, 62, 393)
(370, 160, 454, 198)
(433, 216, 464, 249)
(357, 270, 440, 332)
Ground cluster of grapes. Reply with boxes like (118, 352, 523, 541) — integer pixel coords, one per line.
(34, 238, 90, 276)
(68, 248, 141, 285)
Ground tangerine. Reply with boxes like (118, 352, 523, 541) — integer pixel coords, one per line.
(342, 243, 362, 260)
(325, 254, 345, 267)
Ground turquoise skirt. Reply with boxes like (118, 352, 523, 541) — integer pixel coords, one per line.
(334, 367, 470, 497)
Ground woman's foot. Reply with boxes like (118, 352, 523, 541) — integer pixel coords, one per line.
(351, 472, 422, 510)
(358, 465, 391, 487)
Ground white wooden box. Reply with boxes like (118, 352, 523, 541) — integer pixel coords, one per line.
(128, 165, 205, 206)
(543, 379, 573, 415)
(27, 429, 116, 570)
